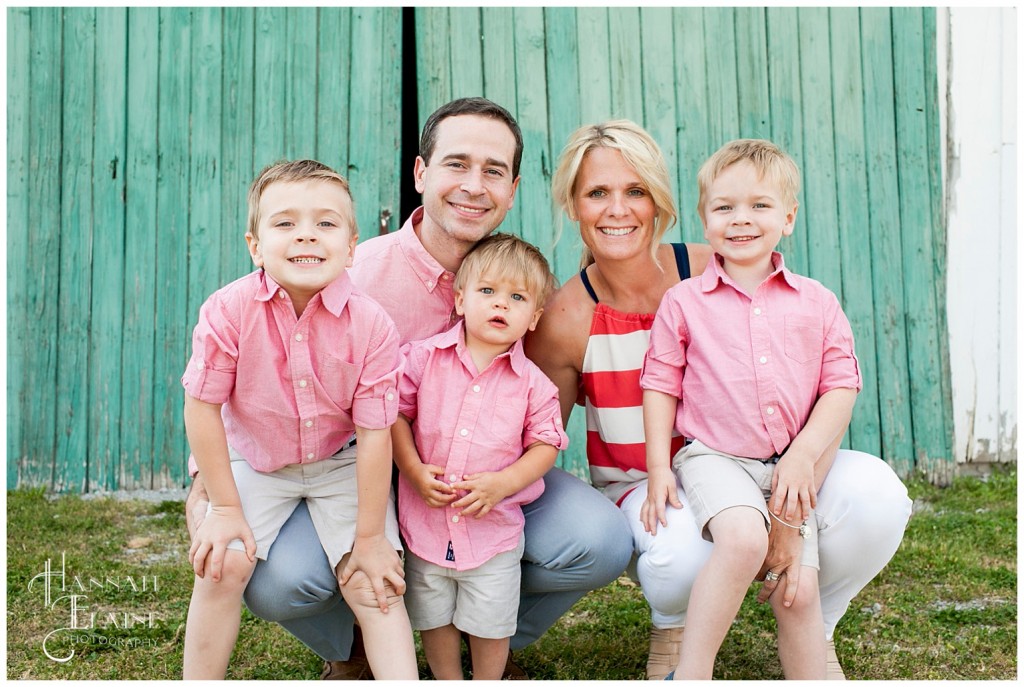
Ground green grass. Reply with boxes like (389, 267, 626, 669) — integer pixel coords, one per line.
(6, 468, 1016, 679)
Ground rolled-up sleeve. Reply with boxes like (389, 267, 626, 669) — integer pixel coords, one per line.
(639, 297, 688, 397)
(350, 313, 401, 430)
(181, 291, 239, 403)
(818, 296, 862, 395)
(522, 375, 570, 452)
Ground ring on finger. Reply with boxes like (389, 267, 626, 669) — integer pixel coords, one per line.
(764, 570, 781, 582)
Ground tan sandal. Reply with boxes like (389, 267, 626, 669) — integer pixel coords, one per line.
(825, 640, 846, 680)
(646, 627, 683, 680)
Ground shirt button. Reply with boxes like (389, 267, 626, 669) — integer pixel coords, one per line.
(452, 515, 460, 523)
(759, 356, 768, 364)
(195, 359, 205, 370)
(754, 307, 762, 315)
(459, 428, 468, 437)
(295, 333, 303, 342)
(307, 452, 314, 460)
(278, 291, 285, 299)
(305, 420, 313, 428)
(386, 393, 394, 401)
(766, 406, 775, 415)
(441, 274, 450, 281)
(449, 475, 458, 482)
(299, 379, 307, 388)
(472, 385, 481, 393)
(426, 281, 433, 288)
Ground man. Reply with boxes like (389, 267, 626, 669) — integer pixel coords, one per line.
(186, 97, 634, 679)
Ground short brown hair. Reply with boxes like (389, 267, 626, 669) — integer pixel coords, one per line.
(419, 97, 524, 178)
(247, 159, 355, 240)
(454, 233, 557, 307)
(697, 139, 801, 218)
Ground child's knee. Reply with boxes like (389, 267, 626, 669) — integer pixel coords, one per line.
(339, 569, 405, 613)
(195, 550, 256, 595)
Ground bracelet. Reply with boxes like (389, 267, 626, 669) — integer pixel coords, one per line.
(768, 510, 811, 539)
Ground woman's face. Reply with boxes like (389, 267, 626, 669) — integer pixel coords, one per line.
(572, 147, 657, 262)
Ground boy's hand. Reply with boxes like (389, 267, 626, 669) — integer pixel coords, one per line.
(188, 504, 256, 580)
(338, 534, 405, 613)
(640, 466, 682, 535)
(410, 462, 457, 508)
(769, 447, 817, 522)
(756, 520, 803, 608)
(451, 472, 511, 518)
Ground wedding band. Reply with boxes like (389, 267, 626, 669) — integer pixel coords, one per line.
(765, 570, 780, 582)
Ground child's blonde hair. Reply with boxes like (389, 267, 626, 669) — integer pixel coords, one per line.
(454, 233, 558, 307)
(247, 159, 355, 240)
(551, 120, 678, 269)
(697, 139, 801, 217)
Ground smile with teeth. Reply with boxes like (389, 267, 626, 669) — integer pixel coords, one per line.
(600, 227, 636, 236)
(290, 257, 323, 264)
(451, 202, 488, 216)
(727, 236, 759, 242)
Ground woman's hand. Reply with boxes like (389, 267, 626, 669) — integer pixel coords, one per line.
(641, 466, 682, 535)
(338, 534, 406, 613)
(756, 515, 803, 607)
(452, 471, 510, 519)
(188, 504, 256, 580)
(409, 462, 456, 508)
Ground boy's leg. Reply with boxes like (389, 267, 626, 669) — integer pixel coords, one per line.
(183, 548, 256, 679)
(675, 507, 767, 680)
(770, 565, 826, 679)
(338, 554, 418, 680)
(420, 624, 465, 680)
(514, 468, 633, 650)
(469, 635, 511, 680)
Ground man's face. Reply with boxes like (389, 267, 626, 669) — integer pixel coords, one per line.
(414, 114, 521, 247)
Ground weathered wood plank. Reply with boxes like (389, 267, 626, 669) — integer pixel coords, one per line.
(122, 7, 160, 488)
(286, 7, 318, 159)
(449, 7, 483, 98)
(702, 8, 740, 149)
(828, 8, 883, 457)
(315, 7, 350, 177)
(89, 7, 128, 490)
(860, 8, 915, 475)
(152, 7, 193, 487)
(735, 7, 770, 139)
(576, 8, 611, 124)
(220, 7, 255, 283)
(608, 7, 643, 123)
(376, 10, 403, 235)
(253, 7, 286, 171)
(348, 6, 387, 240)
(640, 6, 680, 242)
(416, 7, 451, 122)
(54, 7, 96, 492)
(512, 7, 550, 253)
(673, 7, 711, 242)
(480, 7, 518, 232)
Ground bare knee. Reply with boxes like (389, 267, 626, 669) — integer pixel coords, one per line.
(194, 550, 256, 597)
(338, 568, 404, 613)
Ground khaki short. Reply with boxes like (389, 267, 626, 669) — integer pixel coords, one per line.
(220, 444, 402, 570)
(673, 439, 818, 569)
(404, 535, 525, 639)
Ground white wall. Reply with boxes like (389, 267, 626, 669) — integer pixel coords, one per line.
(940, 7, 1018, 468)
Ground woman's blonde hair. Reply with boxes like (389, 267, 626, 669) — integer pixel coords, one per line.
(550, 120, 677, 269)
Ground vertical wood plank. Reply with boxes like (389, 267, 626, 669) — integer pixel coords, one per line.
(416, 8, 451, 123)
(286, 7, 318, 159)
(765, 8, 807, 272)
(348, 7, 387, 241)
(152, 7, 193, 487)
(860, 8, 915, 475)
(702, 8, 740, 148)
(253, 7, 285, 171)
(512, 7, 550, 252)
(892, 6, 950, 477)
(449, 7, 484, 97)
(89, 7, 128, 490)
(673, 7, 711, 242)
(54, 7, 96, 492)
(608, 8, 643, 122)
(734, 7, 770, 138)
(8, 6, 32, 487)
(829, 8, 883, 456)
(480, 8, 518, 231)
(122, 7, 159, 488)
(376, 10, 403, 235)
(576, 8, 611, 123)
(640, 6, 680, 240)
(220, 7, 255, 284)
(315, 7, 351, 178)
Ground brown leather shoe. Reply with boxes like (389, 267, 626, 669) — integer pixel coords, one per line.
(321, 626, 373, 680)
(502, 652, 528, 680)
(825, 640, 846, 680)
(646, 627, 683, 680)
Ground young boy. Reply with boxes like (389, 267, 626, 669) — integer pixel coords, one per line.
(640, 139, 861, 679)
(392, 233, 568, 679)
(180, 159, 417, 680)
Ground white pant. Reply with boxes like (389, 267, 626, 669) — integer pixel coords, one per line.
(622, 449, 912, 638)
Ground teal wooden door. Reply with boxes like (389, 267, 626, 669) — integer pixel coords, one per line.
(415, 7, 951, 480)
(7, 7, 403, 490)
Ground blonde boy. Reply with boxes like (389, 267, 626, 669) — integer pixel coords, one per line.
(641, 140, 861, 679)
(181, 159, 417, 679)
(392, 233, 568, 679)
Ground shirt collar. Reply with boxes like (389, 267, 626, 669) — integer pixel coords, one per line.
(399, 207, 453, 293)
(435, 320, 528, 376)
(700, 251, 799, 293)
(255, 269, 353, 316)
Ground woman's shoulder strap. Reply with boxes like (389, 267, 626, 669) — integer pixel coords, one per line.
(579, 266, 599, 304)
(672, 243, 691, 281)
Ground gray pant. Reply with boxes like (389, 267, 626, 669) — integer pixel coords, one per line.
(242, 467, 634, 660)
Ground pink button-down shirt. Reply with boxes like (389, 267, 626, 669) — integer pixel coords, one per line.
(641, 253, 861, 459)
(182, 269, 400, 473)
(397, 323, 569, 570)
(349, 207, 460, 345)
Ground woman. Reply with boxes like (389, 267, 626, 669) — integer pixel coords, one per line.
(524, 120, 912, 679)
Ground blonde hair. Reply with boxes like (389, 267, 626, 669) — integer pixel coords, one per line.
(697, 139, 801, 218)
(247, 159, 355, 240)
(550, 120, 677, 269)
(454, 233, 558, 307)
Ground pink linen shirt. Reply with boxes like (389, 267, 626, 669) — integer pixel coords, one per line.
(182, 269, 401, 473)
(640, 252, 861, 459)
(397, 322, 569, 570)
(348, 207, 459, 345)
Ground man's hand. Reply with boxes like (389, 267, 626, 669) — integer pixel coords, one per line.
(188, 504, 256, 581)
(756, 516, 803, 607)
(338, 534, 406, 613)
(451, 471, 511, 518)
(640, 466, 683, 535)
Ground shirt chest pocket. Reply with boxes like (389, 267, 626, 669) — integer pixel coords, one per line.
(489, 394, 530, 452)
(784, 316, 822, 365)
(319, 356, 361, 407)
